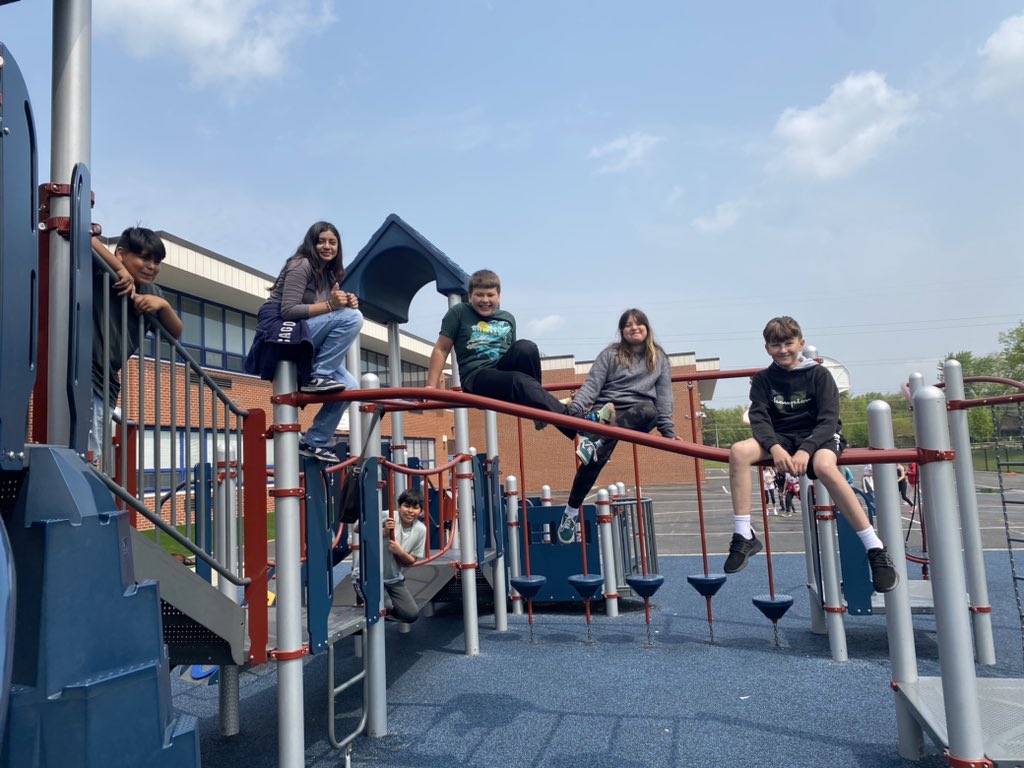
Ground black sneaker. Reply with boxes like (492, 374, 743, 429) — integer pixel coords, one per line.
(300, 375, 347, 394)
(298, 440, 340, 463)
(723, 532, 763, 574)
(867, 547, 899, 593)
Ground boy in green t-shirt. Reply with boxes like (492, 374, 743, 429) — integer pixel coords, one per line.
(426, 269, 596, 445)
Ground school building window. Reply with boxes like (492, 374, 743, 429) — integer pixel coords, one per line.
(142, 288, 259, 373)
(360, 349, 428, 387)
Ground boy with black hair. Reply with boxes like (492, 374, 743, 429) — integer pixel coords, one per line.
(353, 488, 427, 622)
(724, 316, 897, 593)
(90, 228, 182, 469)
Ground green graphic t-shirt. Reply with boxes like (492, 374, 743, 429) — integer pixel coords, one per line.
(439, 302, 516, 388)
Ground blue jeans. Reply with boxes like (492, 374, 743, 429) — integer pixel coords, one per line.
(304, 308, 363, 446)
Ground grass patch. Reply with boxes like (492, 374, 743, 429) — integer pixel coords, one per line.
(140, 511, 276, 558)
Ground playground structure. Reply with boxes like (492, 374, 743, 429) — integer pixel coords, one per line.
(4, 6, 1024, 768)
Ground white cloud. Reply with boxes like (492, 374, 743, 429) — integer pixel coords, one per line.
(588, 132, 664, 174)
(691, 200, 743, 234)
(976, 13, 1024, 106)
(95, 0, 336, 88)
(773, 71, 918, 180)
(527, 315, 565, 335)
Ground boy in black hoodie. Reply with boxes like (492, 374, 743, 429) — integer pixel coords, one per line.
(723, 316, 897, 593)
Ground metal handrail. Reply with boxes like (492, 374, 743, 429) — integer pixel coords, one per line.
(92, 468, 250, 587)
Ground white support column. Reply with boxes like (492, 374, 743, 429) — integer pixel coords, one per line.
(943, 359, 996, 665)
(913, 385, 987, 763)
(272, 362, 305, 768)
(596, 489, 619, 618)
(867, 400, 925, 760)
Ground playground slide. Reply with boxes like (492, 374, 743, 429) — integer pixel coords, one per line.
(0, 519, 13, 744)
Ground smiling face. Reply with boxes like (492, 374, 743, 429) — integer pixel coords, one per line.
(765, 335, 804, 371)
(621, 314, 649, 349)
(398, 501, 422, 528)
(314, 229, 340, 263)
(468, 286, 500, 317)
(118, 247, 163, 285)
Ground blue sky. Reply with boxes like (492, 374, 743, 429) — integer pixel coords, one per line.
(4, 1, 1023, 409)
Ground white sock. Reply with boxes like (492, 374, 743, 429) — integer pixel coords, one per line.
(734, 515, 752, 539)
(592, 439, 603, 451)
(857, 527, 884, 551)
(565, 506, 580, 521)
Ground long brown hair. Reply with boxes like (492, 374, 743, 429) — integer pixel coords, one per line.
(614, 308, 662, 372)
(269, 221, 343, 295)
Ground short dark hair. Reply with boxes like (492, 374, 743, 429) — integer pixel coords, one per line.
(117, 226, 165, 262)
(397, 487, 424, 508)
(468, 269, 500, 294)
(762, 316, 802, 344)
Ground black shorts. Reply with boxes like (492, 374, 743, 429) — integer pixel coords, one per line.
(774, 432, 847, 481)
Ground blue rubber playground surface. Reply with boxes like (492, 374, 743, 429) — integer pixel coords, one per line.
(172, 551, 1024, 768)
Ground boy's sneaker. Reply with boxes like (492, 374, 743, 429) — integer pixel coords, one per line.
(723, 532, 763, 574)
(298, 440, 340, 463)
(575, 437, 597, 465)
(534, 419, 548, 431)
(867, 547, 899, 593)
(556, 512, 577, 544)
(301, 375, 347, 394)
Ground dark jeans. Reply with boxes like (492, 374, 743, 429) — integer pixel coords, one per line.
(567, 401, 658, 508)
(784, 490, 797, 513)
(898, 479, 914, 506)
(465, 339, 574, 439)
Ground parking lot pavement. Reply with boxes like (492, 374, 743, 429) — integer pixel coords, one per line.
(597, 467, 1024, 558)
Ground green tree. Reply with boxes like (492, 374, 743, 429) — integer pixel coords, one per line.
(998, 321, 1024, 383)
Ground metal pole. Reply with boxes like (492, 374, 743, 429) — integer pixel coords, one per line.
(505, 476, 523, 617)
(813, 479, 848, 661)
(387, 321, 407, 497)
(486, 411, 507, 631)
(272, 362, 305, 768)
(596, 489, 619, 618)
(943, 359, 996, 665)
(443, 294, 479, 655)
(799, 474, 826, 635)
(913, 385, 987, 762)
(867, 400, 925, 759)
(540, 485, 552, 544)
(610, 484, 626, 595)
(47, 0, 92, 444)
(346, 343, 362, 454)
(213, 441, 241, 735)
(362, 375, 388, 736)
